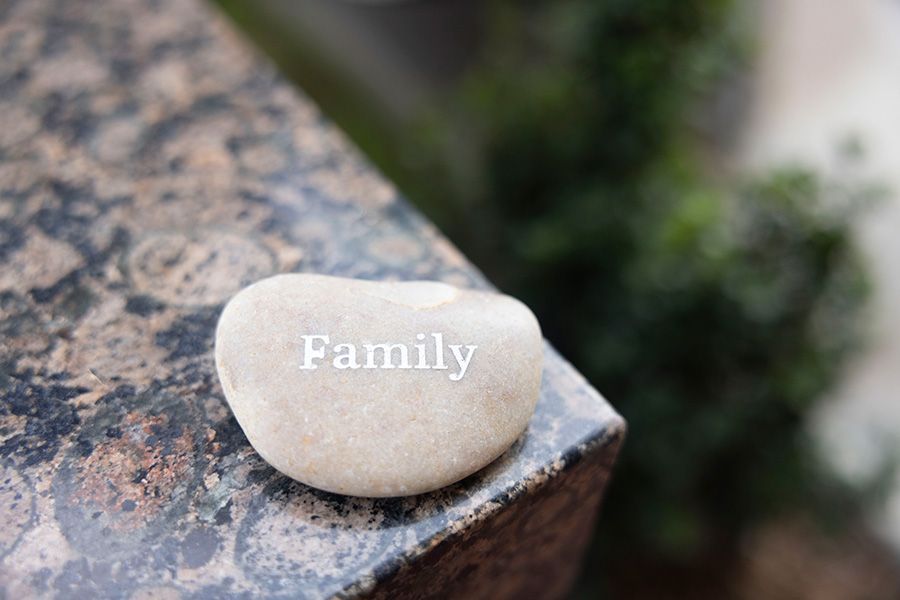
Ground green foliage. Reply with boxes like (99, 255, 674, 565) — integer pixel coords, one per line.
(216, 0, 876, 591)
(409, 0, 874, 581)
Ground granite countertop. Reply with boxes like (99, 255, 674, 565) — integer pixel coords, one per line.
(0, 0, 625, 597)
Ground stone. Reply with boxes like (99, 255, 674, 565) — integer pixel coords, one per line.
(214, 273, 544, 497)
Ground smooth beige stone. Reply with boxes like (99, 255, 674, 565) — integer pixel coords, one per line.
(214, 273, 543, 497)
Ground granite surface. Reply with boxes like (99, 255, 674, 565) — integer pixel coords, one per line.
(0, 0, 625, 597)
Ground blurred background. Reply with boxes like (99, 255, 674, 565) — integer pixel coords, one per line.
(211, 0, 900, 597)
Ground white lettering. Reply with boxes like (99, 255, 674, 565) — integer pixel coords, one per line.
(364, 343, 411, 369)
(432, 333, 447, 370)
(414, 333, 429, 369)
(299, 335, 330, 369)
(333, 343, 359, 369)
(297, 333, 478, 380)
(448, 345, 477, 381)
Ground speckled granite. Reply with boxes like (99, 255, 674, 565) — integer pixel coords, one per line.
(0, 0, 625, 597)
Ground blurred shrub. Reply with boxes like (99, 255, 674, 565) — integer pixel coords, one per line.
(403, 0, 875, 592)
(217, 0, 877, 594)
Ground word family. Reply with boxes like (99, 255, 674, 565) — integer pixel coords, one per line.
(299, 333, 477, 381)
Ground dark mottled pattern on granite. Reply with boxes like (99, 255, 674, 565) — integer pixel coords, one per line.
(0, 0, 625, 597)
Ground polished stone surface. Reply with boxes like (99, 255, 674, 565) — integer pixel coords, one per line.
(0, 0, 625, 597)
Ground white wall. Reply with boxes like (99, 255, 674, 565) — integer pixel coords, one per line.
(740, 0, 900, 551)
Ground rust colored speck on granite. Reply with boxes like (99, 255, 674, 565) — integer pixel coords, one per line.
(0, 0, 625, 597)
